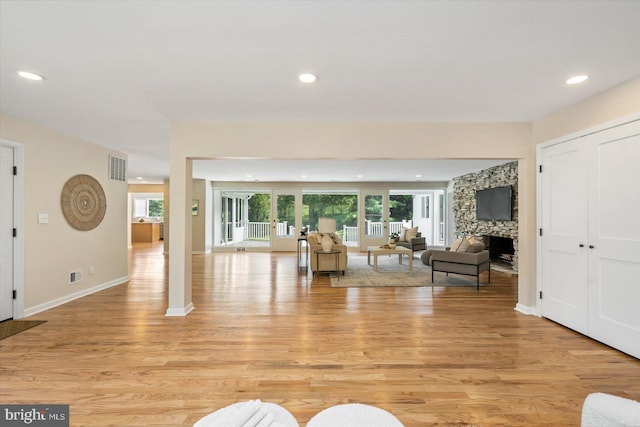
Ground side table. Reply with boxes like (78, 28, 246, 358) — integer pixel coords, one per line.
(313, 249, 341, 281)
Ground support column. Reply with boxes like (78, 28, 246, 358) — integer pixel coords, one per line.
(166, 157, 194, 316)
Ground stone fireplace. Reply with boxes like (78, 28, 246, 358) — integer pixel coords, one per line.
(484, 235, 515, 266)
(452, 161, 518, 271)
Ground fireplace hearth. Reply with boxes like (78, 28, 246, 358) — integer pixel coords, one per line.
(484, 236, 515, 266)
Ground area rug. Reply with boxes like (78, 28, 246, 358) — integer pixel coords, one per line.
(0, 320, 46, 341)
(330, 254, 487, 288)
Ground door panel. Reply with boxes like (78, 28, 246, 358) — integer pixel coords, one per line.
(540, 140, 589, 334)
(588, 130, 640, 357)
(0, 146, 14, 321)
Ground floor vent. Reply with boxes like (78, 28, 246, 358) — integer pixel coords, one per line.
(69, 269, 82, 284)
(109, 154, 127, 182)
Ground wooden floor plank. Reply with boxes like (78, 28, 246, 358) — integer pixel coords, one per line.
(1, 242, 638, 426)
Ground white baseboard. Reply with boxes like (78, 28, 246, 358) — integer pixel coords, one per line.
(514, 303, 539, 316)
(22, 276, 129, 318)
(165, 303, 195, 317)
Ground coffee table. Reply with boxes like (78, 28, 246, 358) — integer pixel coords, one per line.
(367, 245, 413, 271)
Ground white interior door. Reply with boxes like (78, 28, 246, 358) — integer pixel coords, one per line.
(361, 191, 388, 249)
(587, 125, 640, 358)
(271, 190, 299, 251)
(540, 140, 589, 334)
(0, 145, 15, 321)
(414, 194, 433, 245)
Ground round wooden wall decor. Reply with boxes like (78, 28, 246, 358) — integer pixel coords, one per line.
(61, 174, 107, 231)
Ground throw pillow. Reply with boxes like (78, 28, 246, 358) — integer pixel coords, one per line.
(466, 243, 484, 253)
(399, 228, 408, 242)
(405, 227, 419, 241)
(456, 238, 470, 252)
(450, 238, 464, 252)
(308, 233, 319, 245)
(329, 233, 342, 245)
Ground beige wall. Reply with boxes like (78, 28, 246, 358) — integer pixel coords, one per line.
(533, 76, 640, 144)
(0, 114, 129, 314)
(128, 183, 165, 193)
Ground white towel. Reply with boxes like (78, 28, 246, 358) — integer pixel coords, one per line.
(581, 392, 640, 427)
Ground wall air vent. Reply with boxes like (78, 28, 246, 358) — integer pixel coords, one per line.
(109, 154, 127, 182)
(69, 269, 82, 284)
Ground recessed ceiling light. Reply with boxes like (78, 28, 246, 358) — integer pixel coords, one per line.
(18, 70, 45, 81)
(301, 174, 307, 178)
(136, 176, 144, 180)
(566, 75, 589, 85)
(415, 174, 422, 178)
(299, 73, 317, 83)
(357, 174, 364, 178)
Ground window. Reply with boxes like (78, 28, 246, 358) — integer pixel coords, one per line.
(133, 197, 164, 219)
(302, 193, 357, 237)
(420, 196, 430, 219)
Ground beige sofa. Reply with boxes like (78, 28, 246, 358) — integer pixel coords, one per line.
(307, 232, 348, 276)
(421, 240, 490, 290)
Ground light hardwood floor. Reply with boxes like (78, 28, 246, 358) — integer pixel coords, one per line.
(1, 242, 639, 426)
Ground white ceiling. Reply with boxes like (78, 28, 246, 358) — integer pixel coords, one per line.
(1, 1, 639, 183)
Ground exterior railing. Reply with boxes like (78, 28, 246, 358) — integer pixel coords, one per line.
(241, 220, 412, 243)
(276, 222, 288, 236)
(246, 222, 270, 240)
(342, 226, 358, 246)
(244, 222, 295, 240)
(366, 221, 383, 236)
(366, 221, 409, 237)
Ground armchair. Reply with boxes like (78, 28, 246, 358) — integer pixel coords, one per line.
(307, 232, 348, 275)
(394, 227, 426, 256)
(422, 242, 490, 290)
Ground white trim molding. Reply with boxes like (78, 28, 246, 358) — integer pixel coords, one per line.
(514, 303, 539, 316)
(165, 303, 195, 317)
(22, 276, 129, 318)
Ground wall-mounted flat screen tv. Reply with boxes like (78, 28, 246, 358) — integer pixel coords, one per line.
(476, 185, 512, 221)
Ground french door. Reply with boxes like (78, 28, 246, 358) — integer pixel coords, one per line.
(361, 191, 388, 249)
(271, 190, 300, 251)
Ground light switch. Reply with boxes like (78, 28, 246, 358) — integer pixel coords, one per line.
(38, 213, 49, 224)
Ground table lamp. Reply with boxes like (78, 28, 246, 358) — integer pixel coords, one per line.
(318, 218, 336, 252)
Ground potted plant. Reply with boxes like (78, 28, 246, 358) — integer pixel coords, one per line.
(389, 232, 399, 242)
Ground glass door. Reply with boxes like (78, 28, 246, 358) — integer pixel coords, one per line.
(361, 191, 388, 249)
(271, 190, 299, 251)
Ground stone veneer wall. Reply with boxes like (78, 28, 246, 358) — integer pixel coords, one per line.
(452, 161, 518, 271)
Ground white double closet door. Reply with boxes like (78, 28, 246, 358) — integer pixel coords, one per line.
(539, 119, 640, 359)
